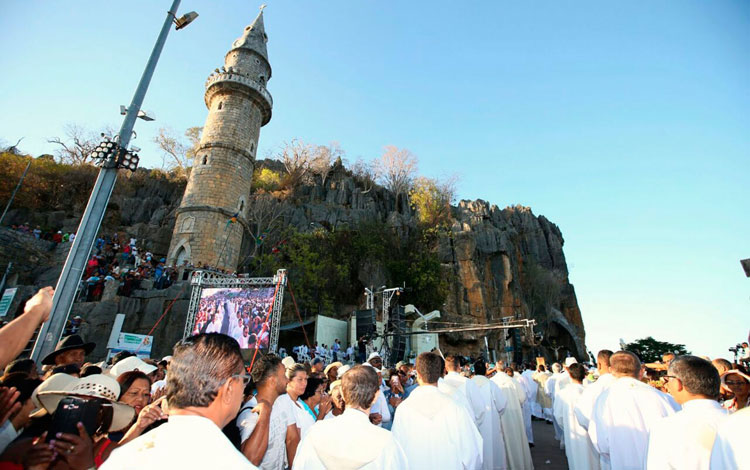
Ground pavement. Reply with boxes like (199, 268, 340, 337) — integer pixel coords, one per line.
(529, 418, 569, 470)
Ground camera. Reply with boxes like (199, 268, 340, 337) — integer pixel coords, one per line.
(728, 343, 742, 354)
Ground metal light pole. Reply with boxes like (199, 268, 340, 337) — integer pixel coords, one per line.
(31, 0, 196, 363)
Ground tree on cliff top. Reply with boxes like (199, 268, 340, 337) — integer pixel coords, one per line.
(624, 336, 690, 363)
(376, 146, 418, 198)
(410, 175, 458, 229)
(153, 126, 202, 175)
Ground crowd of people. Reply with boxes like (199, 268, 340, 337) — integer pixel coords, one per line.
(192, 288, 274, 349)
(9, 224, 75, 245)
(0, 287, 748, 469)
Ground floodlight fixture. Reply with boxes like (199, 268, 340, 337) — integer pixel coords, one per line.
(174, 11, 198, 30)
(117, 149, 140, 172)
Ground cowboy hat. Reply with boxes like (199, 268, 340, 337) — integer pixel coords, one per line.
(41, 335, 96, 365)
(37, 374, 135, 432)
(108, 356, 157, 378)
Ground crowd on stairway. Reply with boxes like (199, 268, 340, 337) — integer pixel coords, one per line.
(0, 287, 748, 469)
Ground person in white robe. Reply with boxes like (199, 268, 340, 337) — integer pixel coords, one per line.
(391, 352, 482, 470)
(709, 406, 750, 469)
(444, 355, 484, 424)
(574, 350, 615, 431)
(588, 351, 678, 470)
(533, 365, 553, 423)
(490, 365, 533, 470)
(293, 365, 407, 470)
(438, 375, 475, 419)
(553, 363, 599, 470)
(513, 366, 534, 445)
(522, 364, 541, 419)
(364, 363, 391, 428)
(545, 363, 565, 443)
(471, 361, 508, 470)
(645, 355, 728, 470)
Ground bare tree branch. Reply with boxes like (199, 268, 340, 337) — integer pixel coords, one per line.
(278, 139, 314, 187)
(153, 126, 201, 174)
(351, 157, 380, 194)
(47, 124, 102, 165)
(376, 145, 418, 198)
(245, 193, 287, 259)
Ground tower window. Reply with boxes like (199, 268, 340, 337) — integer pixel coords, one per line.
(239, 200, 245, 212)
(250, 142, 255, 154)
(254, 58, 260, 65)
(258, 76, 265, 86)
(202, 155, 208, 165)
(218, 101, 223, 110)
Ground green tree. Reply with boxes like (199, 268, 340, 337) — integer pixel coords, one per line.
(624, 336, 690, 363)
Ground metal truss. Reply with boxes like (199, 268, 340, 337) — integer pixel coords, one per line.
(183, 269, 287, 355)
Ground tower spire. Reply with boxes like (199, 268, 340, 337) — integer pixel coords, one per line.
(231, 5, 269, 62)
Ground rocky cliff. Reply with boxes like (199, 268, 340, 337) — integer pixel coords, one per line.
(0, 156, 586, 362)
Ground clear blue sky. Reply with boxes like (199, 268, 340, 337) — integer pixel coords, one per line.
(1, 1, 748, 361)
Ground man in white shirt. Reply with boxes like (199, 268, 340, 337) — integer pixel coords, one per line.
(239, 354, 297, 470)
(553, 363, 599, 470)
(709, 406, 750, 469)
(588, 350, 678, 470)
(646, 355, 727, 469)
(391, 352, 483, 470)
(102, 333, 257, 470)
(292, 365, 408, 469)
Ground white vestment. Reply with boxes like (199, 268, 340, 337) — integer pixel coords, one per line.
(443, 371, 484, 424)
(438, 377, 475, 420)
(573, 373, 615, 430)
(515, 372, 534, 444)
(471, 375, 508, 470)
(292, 408, 408, 470)
(553, 383, 599, 470)
(101, 415, 257, 470)
(589, 377, 678, 470)
(391, 385, 483, 470)
(709, 406, 750, 469)
(490, 372, 533, 470)
(546, 371, 566, 442)
(646, 398, 727, 470)
(522, 369, 542, 418)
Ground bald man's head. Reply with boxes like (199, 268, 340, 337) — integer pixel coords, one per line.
(610, 351, 642, 378)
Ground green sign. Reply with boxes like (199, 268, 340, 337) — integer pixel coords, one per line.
(0, 288, 17, 317)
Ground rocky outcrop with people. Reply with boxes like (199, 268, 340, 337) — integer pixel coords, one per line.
(0, 153, 585, 360)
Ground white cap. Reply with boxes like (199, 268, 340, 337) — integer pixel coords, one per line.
(367, 352, 381, 361)
(109, 356, 157, 378)
(564, 357, 578, 367)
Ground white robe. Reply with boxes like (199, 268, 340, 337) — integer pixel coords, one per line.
(514, 372, 534, 444)
(292, 408, 408, 470)
(589, 377, 678, 470)
(438, 377, 475, 421)
(471, 375, 508, 470)
(573, 373, 616, 430)
(522, 369, 542, 418)
(391, 385, 483, 470)
(709, 406, 750, 469)
(443, 371, 484, 425)
(546, 372, 566, 442)
(369, 390, 391, 428)
(490, 372, 533, 470)
(646, 399, 728, 470)
(101, 415, 257, 470)
(553, 383, 599, 470)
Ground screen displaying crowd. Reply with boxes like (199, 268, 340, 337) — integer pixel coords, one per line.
(191, 286, 275, 349)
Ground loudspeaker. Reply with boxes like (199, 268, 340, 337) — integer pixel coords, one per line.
(355, 309, 376, 339)
(388, 305, 407, 365)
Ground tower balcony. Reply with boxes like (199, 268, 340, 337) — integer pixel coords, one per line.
(204, 71, 273, 125)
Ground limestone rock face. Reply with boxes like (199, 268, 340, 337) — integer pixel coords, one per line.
(1, 160, 586, 362)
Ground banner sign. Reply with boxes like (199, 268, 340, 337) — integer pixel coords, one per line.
(0, 288, 18, 317)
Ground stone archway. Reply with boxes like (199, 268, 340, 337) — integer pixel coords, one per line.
(172, 242, 191, 267)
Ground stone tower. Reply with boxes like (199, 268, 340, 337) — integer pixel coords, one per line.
(168, 7, 272, 271)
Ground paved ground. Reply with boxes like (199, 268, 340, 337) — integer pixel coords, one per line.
(529, 419, 569, 470)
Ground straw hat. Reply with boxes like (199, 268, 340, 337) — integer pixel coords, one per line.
(37, 374, 136, 432)
(337, 365, 352, 379)
(281, 356, 296, 370)
(721, 370, 750, 386)
(109, 356, 157, 378)
(29, 373, 78, 419)
(323, 362, 343, 376)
